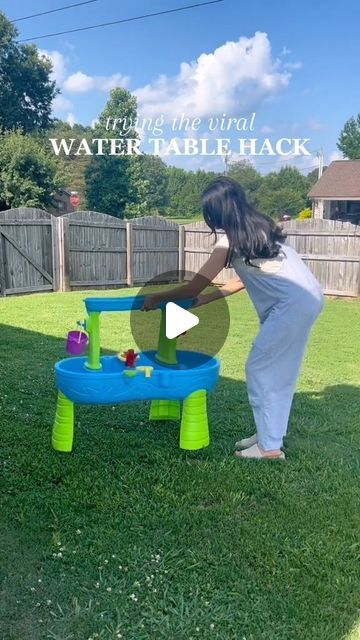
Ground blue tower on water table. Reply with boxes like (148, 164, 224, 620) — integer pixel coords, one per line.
(52, 296, 220, 452)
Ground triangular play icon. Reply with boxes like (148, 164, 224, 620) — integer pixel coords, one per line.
(165, 302, 199, 339)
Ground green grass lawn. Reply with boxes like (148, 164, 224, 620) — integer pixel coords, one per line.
(0, 290, 359, 640)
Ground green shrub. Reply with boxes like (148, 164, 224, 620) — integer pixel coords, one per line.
(298, 207, 312, 220)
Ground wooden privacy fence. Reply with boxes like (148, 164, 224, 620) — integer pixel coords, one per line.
(62, 212, 179, 289)
(283, 218, 360, 297)
(183, 218, 360, 297)
(0, 208, 55, 296)
(0, 209, 359, 297)
(0, 208, 180, 295)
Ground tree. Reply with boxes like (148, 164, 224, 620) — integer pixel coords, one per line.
(166, 167, 188, 217)
(94, 87, 138, 139)
(257, 167, 309, 218)
(85, 88, 138, 216)
(0, 12, 57, 132)
(0, 130, 68, 210)
(84, 155, 130, 216)
(47, 119, 93, 207)
(124, 154, 169, 218)
(258, 185, 306, 218)
(138, 155, 169, 213)
(307, 168, 320, 187)
(228, 160, 262, 207)
(337, 114, 360, 159)
(124, 156, 150, 218)
(166, 167, 216, 218)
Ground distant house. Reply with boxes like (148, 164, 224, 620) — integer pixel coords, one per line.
(48, 189, 75, 216)
(309, 160, 360, 225)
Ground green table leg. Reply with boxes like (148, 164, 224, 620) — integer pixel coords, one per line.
(149, 399, 181, 421)
(52, 392, 74, 452)
(180, 389, 209, 450)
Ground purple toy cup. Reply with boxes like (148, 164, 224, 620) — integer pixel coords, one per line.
(66, 330, 89, 355)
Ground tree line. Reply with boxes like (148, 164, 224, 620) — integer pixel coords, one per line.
(1, 10, 359, 220)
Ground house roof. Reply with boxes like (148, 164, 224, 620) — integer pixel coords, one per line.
(309, 160, 360, 199)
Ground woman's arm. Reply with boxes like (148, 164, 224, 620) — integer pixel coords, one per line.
(142, 244, 229, 310)
(192, 276, 245, 307)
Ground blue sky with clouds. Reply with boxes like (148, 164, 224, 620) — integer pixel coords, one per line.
(4, 0, 360, 173)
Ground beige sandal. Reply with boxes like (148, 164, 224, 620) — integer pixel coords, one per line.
(235, 443, 285, 460)
(235, 433, 257, 449)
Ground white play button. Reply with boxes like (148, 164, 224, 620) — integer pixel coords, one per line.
(165, 302, 199, 339)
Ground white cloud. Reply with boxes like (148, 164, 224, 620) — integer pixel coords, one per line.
(98, 73, 130, 91)
(281, 45, 292, 56)
(261, 125, 274, 134)
(63, 71, 130, 93)
(283, 61, 303, 70)
(63, 71, 93, 93)
(329, 150, 343, 163)
(135, 32, 292, 120)
(67, 113, 76, 127)
(52, 94, 73, 113)
(39, 47, 129, 95)
(308, 119, 325, 130)
(274, 152, 318, 175)
(39, 49, 67, 85)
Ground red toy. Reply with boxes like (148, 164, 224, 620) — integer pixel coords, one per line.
(120, 349, 139, 367)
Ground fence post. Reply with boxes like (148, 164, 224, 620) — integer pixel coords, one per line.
(0, 231, 7, 296)
(126, 221, 133, 286)
(51, 217, 62, 292)
(52, 216, 71, 292)
(62, 217, 71, 291)
(178, 225, 185, 280)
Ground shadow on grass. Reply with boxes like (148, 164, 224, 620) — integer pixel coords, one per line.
(0, 322, 359, 640)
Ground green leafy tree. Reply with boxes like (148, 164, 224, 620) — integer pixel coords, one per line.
(257, 167, 309, 218)
(94, 87, 138, 139)
(307, 168, 320, 188)
(228, 160, 262, 207)
(84, 155, 130, 216)
(166, 167, 189, 218)
(257, 185, 306, 218)
(337, 114, 360, 159)
(0, 130, 68, 210)
(124, 154, 170, 218)
(166, 168, 216, 218)
(47, 119, 93, 207)
(0, 12, 57, 132)
(124, 156, 150, 218)
(85, 88, 138, 216)
(138, 154, 169, 213)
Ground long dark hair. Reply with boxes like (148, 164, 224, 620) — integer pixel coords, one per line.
(202, 177, 286, 267)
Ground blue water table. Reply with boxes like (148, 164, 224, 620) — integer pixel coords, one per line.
(52, 296, 220, 452)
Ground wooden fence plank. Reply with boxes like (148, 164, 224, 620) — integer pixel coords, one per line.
(178, 225, 185, 280)
(62, 217, 71, 292)
(0, 228, 53, 283)
(0, 232, 7, 296)
(5, 285, 53, 295)
(126, 221, 133, 286)
(69, 247, 127, 253)
(71, 279, 127, 287)
(51, 217, 62, 292)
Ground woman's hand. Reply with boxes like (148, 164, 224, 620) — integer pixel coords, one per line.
(141, 295, 161, 311)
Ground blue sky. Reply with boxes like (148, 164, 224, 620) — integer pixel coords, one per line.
(4, 0, 360, 173)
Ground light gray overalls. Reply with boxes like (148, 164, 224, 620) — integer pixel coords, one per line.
(220, 239, 324, 450)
